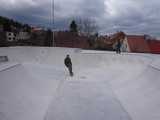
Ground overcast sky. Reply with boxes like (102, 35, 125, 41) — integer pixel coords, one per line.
(0, 0, 160, 37)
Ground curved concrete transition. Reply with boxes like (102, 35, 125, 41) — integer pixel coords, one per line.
(0, 47, 160, 120)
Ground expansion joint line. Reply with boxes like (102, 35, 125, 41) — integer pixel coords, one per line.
(43, 74, 68, 120)
(0, 64, 21, 73)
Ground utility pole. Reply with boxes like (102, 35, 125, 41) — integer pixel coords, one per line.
(51, 0, 55, 47)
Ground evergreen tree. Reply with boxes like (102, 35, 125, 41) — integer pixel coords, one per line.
(0, 16, 31, 32)
(23, 24, 31, 33)
(70, 20, 78, 33)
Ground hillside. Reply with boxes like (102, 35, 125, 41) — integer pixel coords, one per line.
(0, 16, 31, 32)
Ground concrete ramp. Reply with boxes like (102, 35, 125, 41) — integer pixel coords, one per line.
(45, 71, 132, 120)
(109, 65, 160, 120)
(0, 47, 160, 120)
(0, 63, 65, 120)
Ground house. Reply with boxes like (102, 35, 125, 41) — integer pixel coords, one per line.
(6, 31, 30, 42)
(147, 39, 160, 54)
(125, 35, 150, 53)
(121, 36, 130, 52)
(124, 35, 160, 54)
(16, 32, 30, 41)
(31, 26, 44, 35)
(95, 31, 126, 50)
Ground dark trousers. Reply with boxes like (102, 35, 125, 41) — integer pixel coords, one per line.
(116, 48, 121, 54)
(67, 65, 73, 76)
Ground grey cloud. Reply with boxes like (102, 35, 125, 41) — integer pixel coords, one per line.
(0, 0, 52, 27)
(0, 0, 160, 37)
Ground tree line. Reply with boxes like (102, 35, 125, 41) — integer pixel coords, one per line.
(0, 16, 31, 32)
(69, 18, 98, 37)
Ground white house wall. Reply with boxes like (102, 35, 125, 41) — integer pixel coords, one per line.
(121, 37, 131, 52)
(16, 32, 30, 40)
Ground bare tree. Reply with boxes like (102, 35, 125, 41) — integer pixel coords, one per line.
(76, 18, 98, 37)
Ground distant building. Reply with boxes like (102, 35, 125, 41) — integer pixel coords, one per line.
(125, 35, 150, 53)
(96, 33, 160, 54)
(31, 26, 44, 34)
(124, 35, 160, 54)
(6, 31, 30, 42)
(95, 31, 126, 51)
(147, 39, 160, 54)
(121, 36, 130, 52)
(16, 32, 30, 41)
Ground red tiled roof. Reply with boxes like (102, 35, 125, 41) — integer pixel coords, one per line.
(127, 35, 150, 53)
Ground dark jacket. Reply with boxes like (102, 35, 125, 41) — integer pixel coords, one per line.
(116, 40, 121, 48)
(64, 57, 72, 67)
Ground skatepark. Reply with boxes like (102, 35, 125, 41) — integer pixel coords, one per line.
(0, 47, 160, 120)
